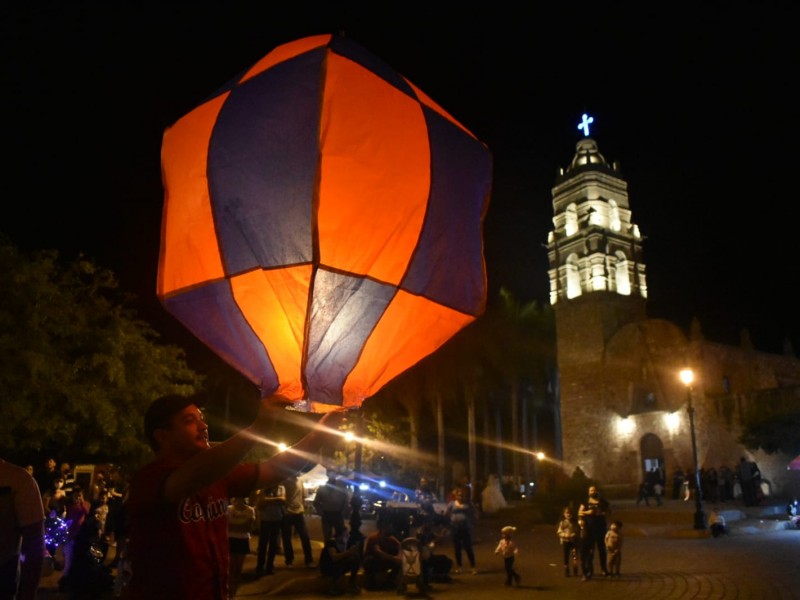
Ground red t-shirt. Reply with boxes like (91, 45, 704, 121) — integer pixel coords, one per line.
(126, 459, 257, 600)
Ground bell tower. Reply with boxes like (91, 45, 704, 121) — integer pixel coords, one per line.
(547, 116, 649, 471)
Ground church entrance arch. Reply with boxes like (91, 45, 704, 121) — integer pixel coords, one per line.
(640, 433, 664, 483)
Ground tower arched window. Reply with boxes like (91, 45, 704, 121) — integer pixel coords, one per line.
(566, 254, 582, 299)
(609, 199, 621, 232)
(615, 251, 631, 295)
(565, 203, 578, 236)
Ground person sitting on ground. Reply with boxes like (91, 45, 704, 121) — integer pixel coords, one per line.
(415, 520, 451, 586)
(787, 497, 799, 518)
(361, 518, 401, 591)
(319, 526, 361, 596)
(786, 496, 799, 528)
(708, 509, 728, 537)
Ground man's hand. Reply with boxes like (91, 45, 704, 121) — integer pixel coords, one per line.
(254, 406, 347, 488)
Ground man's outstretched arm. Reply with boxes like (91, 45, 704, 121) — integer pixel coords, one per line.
(163, 397, 343, 502)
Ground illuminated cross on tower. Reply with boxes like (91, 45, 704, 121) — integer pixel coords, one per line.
(577, 113, 594, 137)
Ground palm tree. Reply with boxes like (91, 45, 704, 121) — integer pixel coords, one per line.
(481, 288, 556, 494)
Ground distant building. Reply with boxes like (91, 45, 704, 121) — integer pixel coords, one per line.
(547, 135, 800, 495)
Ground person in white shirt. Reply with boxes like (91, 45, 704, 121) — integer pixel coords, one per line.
(281, 475, 315, 567)
(227, 497, 256, 598)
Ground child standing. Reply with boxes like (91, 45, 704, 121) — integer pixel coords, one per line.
(494, 525, 521, 586)
(653, 481, 664, 506)
(604, 520, 623, 577)
(556, 507, 579, 577)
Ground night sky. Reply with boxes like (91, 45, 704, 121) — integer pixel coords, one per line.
(3, 2, 798, 366)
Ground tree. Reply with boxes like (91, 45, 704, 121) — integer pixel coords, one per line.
(0, 238, 202, 468)
(479, 288, 556, 489)
(365, 354, 444, 487)
(738, 387, 800, 455)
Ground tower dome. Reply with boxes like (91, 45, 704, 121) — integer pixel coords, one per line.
(567, 137, 607, 171)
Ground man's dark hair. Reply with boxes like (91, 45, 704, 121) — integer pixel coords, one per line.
(144, 393, 206, 451)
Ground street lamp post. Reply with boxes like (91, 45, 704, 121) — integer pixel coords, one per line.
(679, 368, 707, 530)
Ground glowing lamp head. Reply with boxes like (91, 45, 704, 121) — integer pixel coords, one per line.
(679, 368, 694, 387)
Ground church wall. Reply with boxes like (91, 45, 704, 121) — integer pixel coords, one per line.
(691, 340, 800, 496)
(700, 341, 800, 391)
(559, 315, 800, 493)
(556, 294, 648, 482)
(557, 295, 615, 479)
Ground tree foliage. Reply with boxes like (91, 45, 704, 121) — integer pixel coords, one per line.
(738, 387, 800, 455)
(0, 238, 202, 468)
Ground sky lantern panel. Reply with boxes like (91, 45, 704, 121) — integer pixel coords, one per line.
(305, 270, 396, 408)
(162, 280, 278, 392)
(229, 266, 311, 399)
(158, 94, 228, 295)
(344, 289, 476, 401)
(206, 50, 324, 273)
(403, 107, 491, 315)
(318, 53, 430, 284)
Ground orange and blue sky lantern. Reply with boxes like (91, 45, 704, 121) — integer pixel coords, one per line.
(158, 34, 492, 412)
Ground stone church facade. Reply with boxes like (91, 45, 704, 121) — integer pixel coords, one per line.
(547, 135, 800, 496)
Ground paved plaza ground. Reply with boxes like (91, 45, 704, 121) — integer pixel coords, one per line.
(38, 496, 799, 599)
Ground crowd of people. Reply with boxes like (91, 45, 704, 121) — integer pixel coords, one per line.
(2, 395, 514, 600)
(634, 457, 768, 509)
(8, 389, 783, 600)
(32, 458, 129, 596)
(233, 467, 535, 596)
(0, 456, 131, 599)
(4, 448, 599, 599)
(310, 472, 481, 595)
(5, 441, 793, 600)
